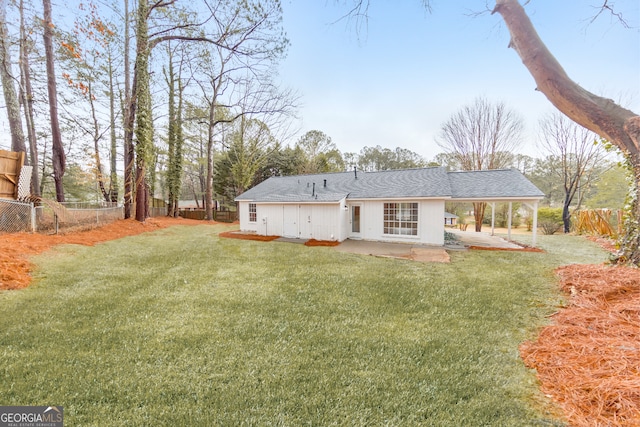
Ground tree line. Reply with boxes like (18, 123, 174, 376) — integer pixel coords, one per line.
(0, 0, 295, 222)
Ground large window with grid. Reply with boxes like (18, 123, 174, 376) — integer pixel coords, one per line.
(248, 203, 257, 222)
(383, 202, 418, 236)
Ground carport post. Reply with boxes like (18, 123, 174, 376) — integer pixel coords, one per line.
(532, 201, 538, 247)
(490, 202, 495, 235)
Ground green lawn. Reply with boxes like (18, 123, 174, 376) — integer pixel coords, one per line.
(0, 224, 608, 426)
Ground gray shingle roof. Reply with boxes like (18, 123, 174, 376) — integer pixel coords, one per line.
(236, 167, 543, 203)
(448, 169, 545, 199)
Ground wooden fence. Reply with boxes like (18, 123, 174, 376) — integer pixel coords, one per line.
(0, 150, 25, 200)
(178, 209, 237, 222)
(573, 209, 624, 238)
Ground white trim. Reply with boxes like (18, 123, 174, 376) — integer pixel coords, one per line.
(523, 201, 539, 248)
(491, 202, 496, 236)
(507, 202, 513, 241)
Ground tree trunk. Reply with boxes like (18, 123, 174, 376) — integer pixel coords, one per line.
(88, 81, 110, 202)
(493, 0, 640, 263)
(473, 202, 486, 232)
(165, 49, 178, 217)
(42, 0, 65, 202)
(133, 0, 151, 222)
(123, 0, 134, 218)
(616, 152, 640, 265)
(19, 0, 39, 196)
(205, 105, 215, 221)
(0, 1, 27, 155)
(173, 73, 184, 218)
(562, 198, 571, 234)
(108, 50, 118, 203)
(205, 142, 214, 221)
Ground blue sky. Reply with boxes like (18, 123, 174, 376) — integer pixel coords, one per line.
(277, 0, 640, 160)
(0, 1, 636, 163)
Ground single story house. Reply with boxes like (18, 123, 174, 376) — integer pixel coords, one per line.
(235, 167, 544, 246)
(444, 212, 458, 226)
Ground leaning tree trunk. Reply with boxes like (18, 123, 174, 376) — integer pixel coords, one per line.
(88, 82, 110, 202)
(42, 0, 65, 202)
(493, 0, 640, 263)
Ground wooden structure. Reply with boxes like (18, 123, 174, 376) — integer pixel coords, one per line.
(0, 150, 25, 200)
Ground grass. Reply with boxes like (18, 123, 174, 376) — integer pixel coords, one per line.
(0, 224, 608, 426)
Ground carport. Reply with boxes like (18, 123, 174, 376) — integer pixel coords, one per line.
(456, 199, 539, 247)
(447, 170, 542, 248)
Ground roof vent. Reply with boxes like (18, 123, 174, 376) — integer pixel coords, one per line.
(323, 179, 327, 188)
(354, 166, 357, 179)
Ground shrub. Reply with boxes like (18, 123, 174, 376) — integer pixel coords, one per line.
(538, 207, 563, 235)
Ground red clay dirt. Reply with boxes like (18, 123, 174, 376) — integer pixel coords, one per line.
(2, 223, 639, 425)
(1, 216, 204, 290)
(468, 245, 545, 252)
(218, 230, 280, 242)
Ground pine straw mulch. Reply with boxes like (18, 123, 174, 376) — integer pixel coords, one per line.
(1, 216, 206, 290)
(305, 239, 340, 247)
(520, 264, 640, 426)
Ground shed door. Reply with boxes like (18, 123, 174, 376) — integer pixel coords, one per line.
(298, 205, 313, 238)
(283, 205, 298, 238)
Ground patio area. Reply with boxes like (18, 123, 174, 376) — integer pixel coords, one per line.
(326, 229, 533, 263)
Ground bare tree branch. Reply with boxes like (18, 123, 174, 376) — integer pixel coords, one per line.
(589, 0, 633, 29)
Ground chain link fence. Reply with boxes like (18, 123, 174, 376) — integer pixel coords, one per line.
(0, 199, 35, 233)
(0, 199, 123, 234)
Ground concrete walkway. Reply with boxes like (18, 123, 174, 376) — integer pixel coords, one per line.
(334, 240, 451, 263)
(331, 230, 526, 263)
(446, 229, 524, 249)
(270, 230, 528, 264)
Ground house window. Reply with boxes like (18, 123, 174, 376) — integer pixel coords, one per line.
(249, 203, 257, 222)
(384, 202, 418, 236)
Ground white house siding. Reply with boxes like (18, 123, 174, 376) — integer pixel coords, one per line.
(350, 199, 445, 245)
(337, 200, 350, 242)
(260, 204, 285, 236)
(420, 200, 446, 245)
(240, 199, 444, 245)
(240, 202, 343, 241)
(238, 201, 258, 233)
(298, 203, 342, 241)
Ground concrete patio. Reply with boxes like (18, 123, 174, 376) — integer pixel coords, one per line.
(446, 229, 525, 249)
(329, 230, 528, 263)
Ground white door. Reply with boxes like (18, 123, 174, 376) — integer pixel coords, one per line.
(283, 205, 298, 238)
(350, 205, 362, 238)
(298, 205, 313, 238)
